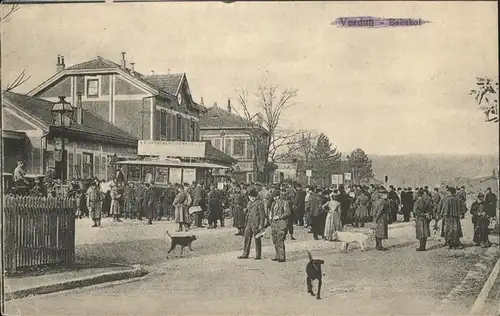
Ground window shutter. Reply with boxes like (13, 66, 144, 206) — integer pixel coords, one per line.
(95, 154, 101, 179)
(75, 153, 82, 179)
(224, 138, 232, 155)
(168, 113, 174, 141)
(101, 156, 107, 180)
(68, 153, 74, 180)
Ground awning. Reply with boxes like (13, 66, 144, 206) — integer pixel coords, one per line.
(116, 159, 230, 170)
(2, 130, 26, 140)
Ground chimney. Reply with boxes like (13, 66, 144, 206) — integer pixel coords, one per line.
(213, 101, 218, 107)
(76, 92, 83, 125)
(121, 52, 126, 68)
(200, 97, 204, 106)
(130, 62, 135, 76)
(56, 55, 65, 72)
(151, 70, 155, 76)
(227, 98, 231, 112)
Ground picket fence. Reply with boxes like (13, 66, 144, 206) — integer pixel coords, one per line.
(3, 196, 77, 273)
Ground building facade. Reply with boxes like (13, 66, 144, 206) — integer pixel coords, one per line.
(29, 54, 206, 143)
(3, 91, 137, 180)
(199, 101, 270, 183)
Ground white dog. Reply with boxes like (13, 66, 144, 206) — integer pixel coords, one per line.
(333, 230, 375, 252)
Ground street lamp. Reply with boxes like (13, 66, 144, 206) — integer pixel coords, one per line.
(51, 96, 74, 127)
(51, 96, 74, 182)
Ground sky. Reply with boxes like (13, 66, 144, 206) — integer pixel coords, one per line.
(1, 1, 498, 156)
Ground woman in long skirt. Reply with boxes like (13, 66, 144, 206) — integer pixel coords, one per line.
(323, 193, 343, 241)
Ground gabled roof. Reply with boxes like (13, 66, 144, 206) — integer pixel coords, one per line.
(29, 56, 206, 112)
(3, 91, 137, 144)
(204, 141, 237, 165)
(199, 106, 265, 131)
(141, 74, 184, 96)
(66, 57, 121, 70)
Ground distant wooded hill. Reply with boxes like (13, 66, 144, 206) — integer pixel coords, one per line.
(369, 154, 499, 188)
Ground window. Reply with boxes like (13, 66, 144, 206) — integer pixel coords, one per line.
(224, 138, 232, 155)
(212, 138, 221, 150)
(74, 153, 82, 179)
(160, 110, 167, 138)
(247, 172, 254, 184)
(176, 115, 182, 140)
(246, 140, 253, 159)
(191, 121, 196, 141)
(67, 152, 74, 180)
(82, 153, 94, 179)
(86, 79, 99, 98)
(127, 165, 141, 182)
(233, 139, 245, 156)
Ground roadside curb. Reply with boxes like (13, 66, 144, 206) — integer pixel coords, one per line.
(469, 256, 500, 315)
(430, 246, 500, 316)
(5, 264, 148, 301)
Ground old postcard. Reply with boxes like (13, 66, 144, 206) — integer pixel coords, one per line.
(0, 1, 499, 315)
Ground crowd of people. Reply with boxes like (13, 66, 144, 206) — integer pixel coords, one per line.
(10, 160, 498, 260)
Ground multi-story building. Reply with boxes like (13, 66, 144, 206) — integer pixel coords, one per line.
(2, 91, 137, 180)
(199, 100, 270, 183)
(29, 53, 205, 142)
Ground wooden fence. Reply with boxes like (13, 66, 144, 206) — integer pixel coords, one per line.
(3, 196, 77, 273)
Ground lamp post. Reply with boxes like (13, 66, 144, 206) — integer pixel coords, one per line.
(51, 96, 74, 182)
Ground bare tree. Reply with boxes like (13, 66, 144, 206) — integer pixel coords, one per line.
(233, 77, 300, 183)
(1, 4, 31, 92)
(470, 77, 499, 123)
(286, 129, 318, 166)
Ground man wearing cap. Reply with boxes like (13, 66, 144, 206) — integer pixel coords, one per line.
(387, 185, 400, 224)
(309, 188, 325, 240)
(295, 183, 306, 227)
(439, 186, 466, 249)
(457, 186, 467, 219)
(238, 188, 265, 260)
(269, 188, 291, 262)
(401, 187, 414, 222)
(470, 193, 491, 248)
(372, 187, 390, 251)
(413, 189, 433, 251)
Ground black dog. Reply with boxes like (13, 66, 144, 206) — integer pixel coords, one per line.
(306, 250, 324, 300)
(166, 231, 197, 258)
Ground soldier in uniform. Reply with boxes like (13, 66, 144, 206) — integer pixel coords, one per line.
(269, 188, 291, 262)
(87, 182, 103, 227)
(122, 182, 134, 219)
(372, 187, 390, 251)
(238, 188, 265, 260)
(232, 184, 248, 236)
(413, 189, 432, 251)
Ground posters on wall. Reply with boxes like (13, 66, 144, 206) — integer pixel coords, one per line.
(183, 168, 196, 184)
(156, 167, 169, 184)
(169, 168, 182, 184)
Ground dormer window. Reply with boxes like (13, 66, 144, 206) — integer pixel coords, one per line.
(177, 93, 183, 106)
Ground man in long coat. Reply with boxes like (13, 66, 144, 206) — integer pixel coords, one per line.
(439, 187, 466, 249)
(142, 183, 155, 225)
(238, 188, 265, 260)
(110, 184, 122, 222)
(309, 188, 325, 240)
(232, 185, 248, 236)
(207, 184, 222, 229)
(269, 188, 291, 262)
(354, 189, 370, 228)
(295, 184, 306, 226)
(387, 185, 400, 224)
(87, 182, 103, 227)
(372, 187, 389, 251)
(485, 187, 497, 219)
(173, 185, 189, 231)
(470, 192, 491, 248)
(401, 187, 414, 222)
(192, 182, 206, 228)
(413, 189, 432, 251)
